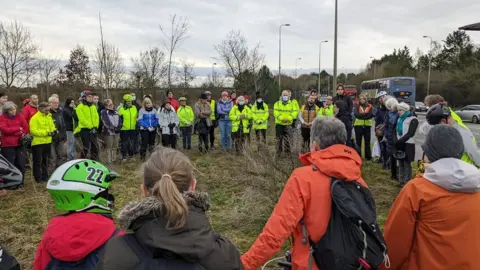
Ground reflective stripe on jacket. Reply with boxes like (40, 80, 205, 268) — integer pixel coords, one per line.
(118, 106, 138, 131)
(30, 112, 56, 146)
(274, 101, 296, 126)
(353, 104, 373, 126)
(229, 105, 252, 133)
(251, 103, 269, 130)
(209, 100, 216, 121)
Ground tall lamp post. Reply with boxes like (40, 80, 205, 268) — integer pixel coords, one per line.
(295, 57, 302, 78)
(370, 56, 376, 79)
(212, 62, 217, 86)
(423, 35, 433, 96)
(332, 0, 338, 88)
(318, 40, 328, 93)
(342, 67, 346, 84)
(278, 23, 290, 93)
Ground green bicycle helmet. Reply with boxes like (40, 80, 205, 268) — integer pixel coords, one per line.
(47, 159, 120, 214)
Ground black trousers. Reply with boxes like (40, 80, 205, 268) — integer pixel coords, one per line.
(1, 146, 27, 185)
(180, 127, 192, 149)
(120, 130, 137, 158)
(32, 143, 51, 182)
(354, 126, 372, 160)
(276, 125, 292, 154)
(198, 133, 209, 151)
(209, 121, 216, 147)
(140, 130, 156, 157)
(162, 134, 177, 149)
(255, 129, 267, 145)
(79, 128, 99, 160)
(301, 127, 311, 150)
(233, 131, 246, 153)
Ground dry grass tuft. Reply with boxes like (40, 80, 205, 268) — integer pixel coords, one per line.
(0, 132, 401, 269)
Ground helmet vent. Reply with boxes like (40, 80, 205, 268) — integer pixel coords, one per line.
(64, 196, 70, 204)
(81, 194, 85, 199)
(84, 162, 89, 167)
(75, 164, 80, 170)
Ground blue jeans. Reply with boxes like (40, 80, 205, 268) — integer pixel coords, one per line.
(66, 131, 76, 161)
(219, 120, 232, 150)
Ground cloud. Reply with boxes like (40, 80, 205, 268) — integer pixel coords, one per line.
(1, 0, 479, 79)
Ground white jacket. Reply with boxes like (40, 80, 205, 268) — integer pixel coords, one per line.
(157, 108, 180, 135)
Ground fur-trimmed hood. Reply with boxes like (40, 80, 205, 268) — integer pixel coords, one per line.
(117, 191, 210, 231)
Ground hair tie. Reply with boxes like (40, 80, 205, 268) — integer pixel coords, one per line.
(162, 174, 172, 180)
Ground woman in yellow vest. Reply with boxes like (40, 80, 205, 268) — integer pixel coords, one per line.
(353, 94, 374, 160)
(298, 95, 319, 151)
(251, 92, 269, 148)
(229, 96, 252, 153)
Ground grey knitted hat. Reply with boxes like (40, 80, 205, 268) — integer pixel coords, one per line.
(423, 125, 464, 162)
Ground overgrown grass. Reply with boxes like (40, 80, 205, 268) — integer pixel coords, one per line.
(0, 133, 401, 269)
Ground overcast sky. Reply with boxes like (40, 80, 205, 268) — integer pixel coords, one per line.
(1, 0, 479, 76)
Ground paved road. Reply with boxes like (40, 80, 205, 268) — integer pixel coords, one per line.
(368, 112, 480, 161)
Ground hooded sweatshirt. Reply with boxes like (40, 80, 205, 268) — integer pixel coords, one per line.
(33, 212, 122, 270)
(242, 144, 367, 270)
(383, 158, 480, 270)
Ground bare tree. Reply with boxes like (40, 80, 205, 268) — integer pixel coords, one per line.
(214, 30, 264, 91)
(0, 20, 38, 87)
(160, 14, 189, 90)
(175, 59, 196, 88)
(131, 47, 167, 88)
(38, 57, 60, 97)
(94, 43, 124, 92)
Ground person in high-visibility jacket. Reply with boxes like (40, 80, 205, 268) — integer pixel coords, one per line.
(74, 90, 100, 160)
(286, 90, 299, 127)
(353, 94, 374, 160)
(118, 94, 138, 161)
(318, 96, 335, 117)
(29, 102, 57, 182)
(177, 97, 194, 150)
(229, 96, 252, 153)
(298, 95, 319, 151)
(251, 92, 269, 147)
(274, 90, 297, 154)
(205, 91, 217, 148)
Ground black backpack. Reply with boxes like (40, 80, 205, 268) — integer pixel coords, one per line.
(307, 177, 389, 270)
(122, 234, 205, 270)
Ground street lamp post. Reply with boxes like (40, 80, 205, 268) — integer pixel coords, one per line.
(318, 40, 328, 93)
(212, 62, 217, 86)
(332, 0, 338, 88)
(279, 23, 290, 93)
(295, 57, 302, 78)
(370, 56, 376, 79)
(342, 67, 346, 84)
(423, 35, 433, 96)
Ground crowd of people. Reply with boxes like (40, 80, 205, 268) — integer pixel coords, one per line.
(1, 87, 480, 270)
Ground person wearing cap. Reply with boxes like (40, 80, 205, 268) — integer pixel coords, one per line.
(394, 102, 418, 184)
(118, 94, 138, 161)
(251, 92, 269, 148)
(274, 90, 297, 155)
(229, 96, 252, 153)
(204, 91, 218, 148)
(194, 93, 212, 152)
(424, 94, 466, 129)
(177, 97, 194, 150)
(29, 102, 57, 182)
(167, 90, 179, 111)
(217, 91, 234, 150)
(383, 125, 480, 270)
(425, 103, 480, 168)
(74, 90, 100, 160)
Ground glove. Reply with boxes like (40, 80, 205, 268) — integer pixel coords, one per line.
(168, 123, 176, 128)
(114, 127, 121, 133)
(90, 128, 97, 134)
(147, 127, 155, 132)
(140, 126, 145, 130)
(49, 130, 58, 136)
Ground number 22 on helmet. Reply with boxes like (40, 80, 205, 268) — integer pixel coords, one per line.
(47, 159, 120, 214)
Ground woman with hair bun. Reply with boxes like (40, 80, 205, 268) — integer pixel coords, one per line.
(98, 148, 243, 270)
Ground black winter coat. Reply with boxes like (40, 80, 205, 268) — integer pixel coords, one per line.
(97, 192, 243, 270)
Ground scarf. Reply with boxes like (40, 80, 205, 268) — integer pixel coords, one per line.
(396, 111, 411, 136)
(238, 104, 245, 112)
(256, 101, 264, 110)
(145, 107, 153, 112)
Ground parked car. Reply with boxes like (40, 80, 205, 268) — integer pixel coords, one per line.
(415, 101, 428, 112)
(455, 105, 480, 124)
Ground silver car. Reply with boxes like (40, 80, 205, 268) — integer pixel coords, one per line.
(455, 105, 480, 124)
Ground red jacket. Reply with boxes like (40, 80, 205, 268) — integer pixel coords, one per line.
(168, 97, 179, 111)
(0, 114, 29, 147)
(22, 104, 37, 124)
(241, 145, 366, 270)
(33, 212, 124, 270)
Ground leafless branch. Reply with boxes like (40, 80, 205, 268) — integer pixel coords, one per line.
(175, 58, 196, 88)
(160, 14, 189, 89)
(0, 20, 38, 87)
(94, 42, 124, 90)
(131, 47, 167, 88)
